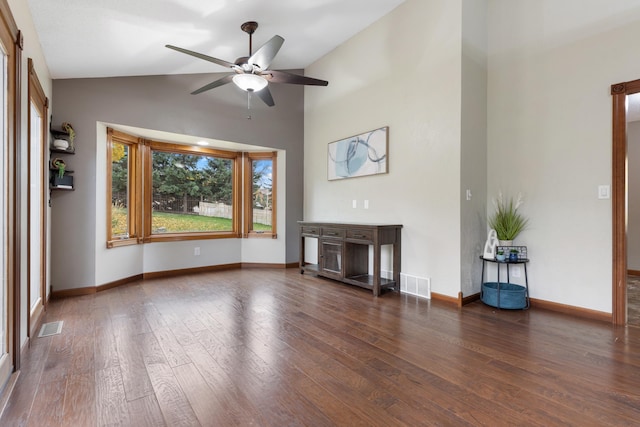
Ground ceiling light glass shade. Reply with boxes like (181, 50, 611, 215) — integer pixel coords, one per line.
(232, 73, 268, 92)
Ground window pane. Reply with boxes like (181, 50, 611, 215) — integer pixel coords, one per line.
(111, 142, 129, 238)
(151, 151, 233, 233)
(251, 159, 273, 232)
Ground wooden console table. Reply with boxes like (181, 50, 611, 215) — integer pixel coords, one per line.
(298, 221, 402, 296)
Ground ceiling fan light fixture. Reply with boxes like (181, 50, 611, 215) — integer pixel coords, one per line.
(232, 73, 268, 92)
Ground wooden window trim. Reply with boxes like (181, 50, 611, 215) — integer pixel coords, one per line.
(107, 129, 281, 246)
(106, 128, 141, 248)
(243, 151, 277, 239)
(143, 139, 242, 242)
(0, 0, 22, 372)
(27, 58, 48, 337)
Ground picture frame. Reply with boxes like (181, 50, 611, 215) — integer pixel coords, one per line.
(327, 126, 388, 180)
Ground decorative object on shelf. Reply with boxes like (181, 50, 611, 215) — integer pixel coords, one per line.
(49, 157, 73, 188)
(488, 191, 529, 244)
(50, 157, 65, 174)
(482, 229, 499, 259)
(327, 126, 388, 180)
(57, 162, 65, 178)
(497, 245, 528, 260)
(496, 250, 506, 261)
(509, 249, 519, 262)
(53, 139, 69, 150)
(62, 122, 75, 150)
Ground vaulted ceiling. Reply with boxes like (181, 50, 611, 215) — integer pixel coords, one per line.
(27, 0, 406, 79)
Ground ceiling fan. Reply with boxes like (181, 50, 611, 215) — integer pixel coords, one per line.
(166, 21, 329, 107)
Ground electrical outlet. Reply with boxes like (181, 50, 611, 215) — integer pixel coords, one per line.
(511, 266, 521, 278)
(352, 199, 357, 208)
(466, 189, 472, 201)
(194, 247, 200, 256)
(364, 200, 369, 209)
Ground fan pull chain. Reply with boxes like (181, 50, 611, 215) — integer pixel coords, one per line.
(247, 91, 252, 120)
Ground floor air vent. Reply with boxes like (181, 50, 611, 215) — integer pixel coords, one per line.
(38, 321, 63, 338)
(400, 273, 431, 299)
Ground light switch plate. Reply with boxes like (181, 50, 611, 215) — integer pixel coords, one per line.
(598, 185, 610, 199)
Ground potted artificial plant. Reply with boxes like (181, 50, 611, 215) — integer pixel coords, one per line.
(488, 191, 529, 246)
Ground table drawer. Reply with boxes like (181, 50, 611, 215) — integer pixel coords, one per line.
(321, 227, 345, 238)
(301, 225, 319, 236)
(346, 228, 374, 243)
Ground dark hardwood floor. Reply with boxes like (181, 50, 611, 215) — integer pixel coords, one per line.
(2, 268, 640, 426)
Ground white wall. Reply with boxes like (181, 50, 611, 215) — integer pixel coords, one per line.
(460, 0, 488, 296)
(487, 0, 640, 312)
(304, 0, 464, 297)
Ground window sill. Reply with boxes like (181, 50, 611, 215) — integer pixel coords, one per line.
(145, 231, 241, 243)
(107, 237, 140, 248)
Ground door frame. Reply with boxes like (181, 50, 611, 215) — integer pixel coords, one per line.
(611, 79, 640, 325)
(26, 58, 48, 337)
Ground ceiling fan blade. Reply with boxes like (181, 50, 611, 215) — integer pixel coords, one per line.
(249, 35, 284, 70)
(265, 70, 328, 86)
(191, 74, 234, 95)
(255, 86, 275, 107)
(166, 44, 236, 69)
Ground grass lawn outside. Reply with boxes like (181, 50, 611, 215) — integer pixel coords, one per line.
(112, 207, 271, 235)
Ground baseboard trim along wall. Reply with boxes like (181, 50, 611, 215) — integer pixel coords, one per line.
(528, 298, 611, 323)
(458, 291, 481, 307)
(51, 262, 295, 298)
(430, 292, 459, 305)
(49, 264, 613, 324)
(455, 291, 611, 323)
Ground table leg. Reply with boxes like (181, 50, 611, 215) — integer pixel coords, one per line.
(373, 242, 381, 297)
(524, 262, 530, 309)
(393, 230, 402, 292)
(300, 234, 305, 273)
(497, 263, 501, 309)
(480, 260, 485, 300)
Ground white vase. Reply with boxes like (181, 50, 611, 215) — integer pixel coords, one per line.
(53, 139, 69, 150)
(499, 240, 513, 247)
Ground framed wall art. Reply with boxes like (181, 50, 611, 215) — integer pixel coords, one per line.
(327, 126, 388, 180)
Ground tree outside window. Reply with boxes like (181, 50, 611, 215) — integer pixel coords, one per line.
(150, 150, 234, 234)
(244, 152, 277, 238)
(107, 129, 277, 246)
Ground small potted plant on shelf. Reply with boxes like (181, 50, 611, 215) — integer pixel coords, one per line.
(509, 248, 519, 262)
(57, 161, 65, 179)
(488, 191, 529, 246)
(62, 122, 75, 151)
(496, 250, 506, 261)
(50, 158, 72, 188)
